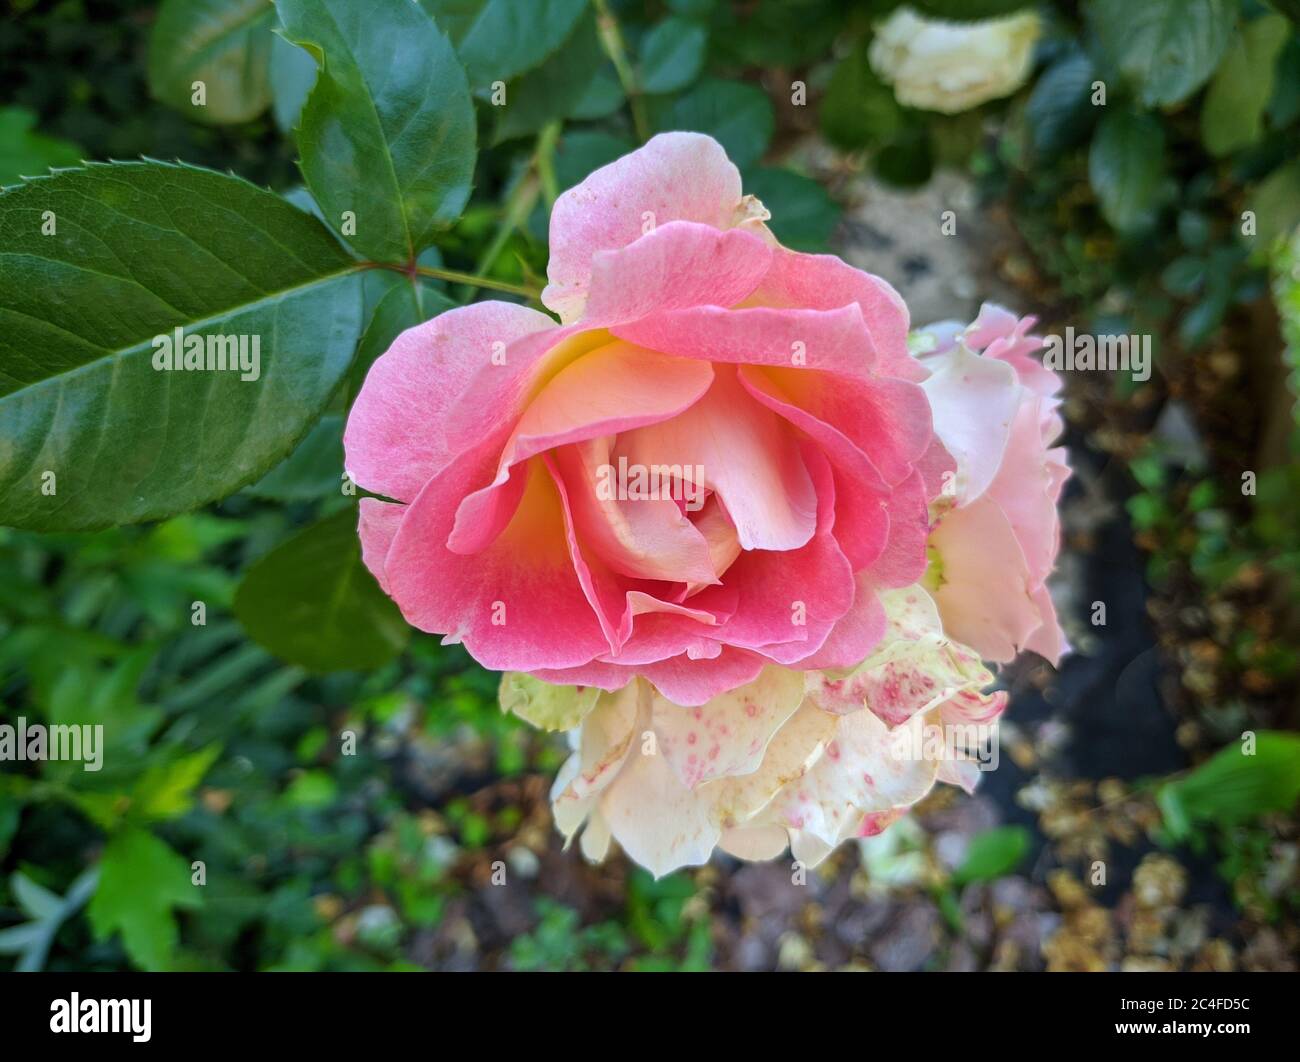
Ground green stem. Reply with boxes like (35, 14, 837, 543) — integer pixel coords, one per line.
(537, 120, 562, 207)
(362, 260, 538, 299)
(593, 0, 649, 143)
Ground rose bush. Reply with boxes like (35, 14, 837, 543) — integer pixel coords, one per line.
(345, 132, 935, 708)
(346, 134, 1069, 875)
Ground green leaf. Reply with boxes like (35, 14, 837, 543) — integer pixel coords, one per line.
(649, 79, 775, 171)
(246, 412, 344, 501)
(269, 30, 318, 133)
(1088, 0, 1236, 108)
(1026, 49, 1098, 156)
(552, 130, 635, 193)
(874, 125, 934, 188)
(234, 507, 410, 672)
(278, 0, 476, 261)
(0, 107, 83, 187)
(640, 17, 708, 95)
(0, 801, 19, 860)
(1249, 158, 1300, 251)
(570, 64, 626, 121)
(0, 160, 366, 530)
(743, 167, 840, 252)
(494, 10, 602, 143)
(952, 825, 1030, 886)
(1202, 15, 1290, 157)
(148, 0, 276, 125)
(422, 0, 588, 91)
(1266, 36, 1300, 128)
(819, 48, 903, 152)
(131, 744, 222, 821)
(499, 672, 599, 732)
(1161, 255, 1206, 296)
(88, 828, 201, 971)
(348, 272, 455, 401)
(914, 0, 1033, 18)
(1088, 109, 1168, 235)
(0, 162, 365, 532)
(1158, 732, 1300, 841)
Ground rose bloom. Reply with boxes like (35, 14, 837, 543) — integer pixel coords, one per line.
(868, 6, 1040, 115)
(918, 304, 1070, 664)
(346, 135, 1069, 876)
(345, 132, 935, 708)
(519, 587, 1006, 876)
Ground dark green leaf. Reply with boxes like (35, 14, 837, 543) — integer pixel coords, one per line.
(1088, 109, 1168, 235)
(873, 125, 934, 188)
(246, 412, 344, 501)
(1026, 49, 1098, 156)
(1202, 14, 1290, 157)
(1088, 0, 1236, 108)
(1266, 36, 1300, 127)
(553, 130, 635, 193)
(640, 17, 708, 95)
(569, 64, 625, 121)
(234, 507, 410, 671)
(743, 167, 840, 252)
(709, 0, 841, 67)
(914, 0, 1033, 18)
(148, 0, 275, 125)
(1161, 255, 1206, 296)
(493, 10, 602, 143)
(952, 825, 1030, 886)
(422, 0, 588, 91)
(278, 0, 476, 261)
(649, 79, 775, 171)
(0, 162, 365, 532)
(0, 107, 83, 187)
(348, 271, 455, 401)
(820, 49, 903, 152)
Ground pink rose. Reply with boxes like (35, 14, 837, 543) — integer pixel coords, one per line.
(344, 133, 935, 705)
(918, 304, 1071, 664)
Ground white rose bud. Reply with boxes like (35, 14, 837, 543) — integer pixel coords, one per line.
(869, 6, 1041, 115)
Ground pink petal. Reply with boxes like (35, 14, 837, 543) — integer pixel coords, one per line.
(791, 572, 887, 670)
(344, 302, 557, 502)
(688, 444, 856, 665)
(920, 341, 1020, 505)
(551, 438, 718, 585)
(580, 222, 773, 327)
(746, 246, 921, 382)
(357, 497, 406, 595)
(760, 368, 934, 487)
(543, 132, 748, 322)
(612, 302, 879, 377)
(617, 366, 817, 552)
(929, 495, 1040, 664)
(383, 442, 609, 672)
(985, 395, 1061, 586)
(448, 340, 714, 555)
(736, 365, 891, 570)
(534, 647, 769, 707)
